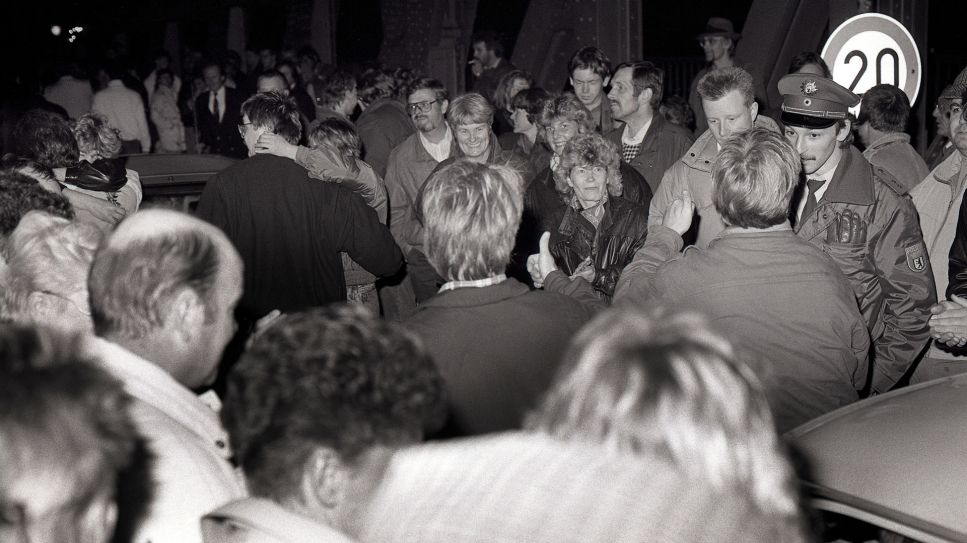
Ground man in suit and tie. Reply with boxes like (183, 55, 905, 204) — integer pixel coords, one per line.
(195, 61, 247, 158)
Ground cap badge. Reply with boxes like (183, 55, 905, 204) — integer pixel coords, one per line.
(802, 80, 819, 95)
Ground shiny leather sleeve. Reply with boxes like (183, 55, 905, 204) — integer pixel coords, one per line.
(948, 193, 967, 299)
(64, 158, 127, 192)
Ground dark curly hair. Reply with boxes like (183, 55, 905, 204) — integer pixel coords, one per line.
(12, 109, 80, 169)
(222, 304, 446, 502)
(0, 170, 74, 238)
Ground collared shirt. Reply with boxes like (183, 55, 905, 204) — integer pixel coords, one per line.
(209, 86, 226, 122)
(439, 273, 507, 293)
(796, 161, 837, 221)
(418, 125, 453, 163)
(86, 336, 246, 543)
(621, 116, 652, 146)
(91, 80, 151, 151)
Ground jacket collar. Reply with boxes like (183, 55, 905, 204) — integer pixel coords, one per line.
(639, 113, 666, 151)
(820, 145, 875, 206)
(931, 149, 966, 188)
(417, 277, 531, 309)
(864, 131, 911, 154)
(86, 336, 233, 461)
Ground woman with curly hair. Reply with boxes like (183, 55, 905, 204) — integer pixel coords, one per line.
(71, 113, 144, 216)
(542, 131, 649, 300)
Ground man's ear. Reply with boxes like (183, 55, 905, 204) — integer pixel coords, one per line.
(837, 119, 852, 142)
(602, 75, 611, 88)
(301, 447, 342, 510)
(439, 99, 449, 116)
(637, 88, 653, 110)
(749, 101, 759, 122)
(569, 76, 575, 87)
(170, 287, 205, 345)
(28, 291, 54, 317)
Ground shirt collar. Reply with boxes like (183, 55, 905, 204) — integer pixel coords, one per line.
(439, 273, 507, 293)
(86, 336, 233, 460)
(621, 116, 652, 146)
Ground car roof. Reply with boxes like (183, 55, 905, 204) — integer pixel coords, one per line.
(786, 374, 967, 539)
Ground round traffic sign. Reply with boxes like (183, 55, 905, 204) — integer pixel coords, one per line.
(821, 13, 921, 105)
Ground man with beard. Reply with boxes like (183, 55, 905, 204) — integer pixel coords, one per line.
(780, 73, 935, 394)
(605, 61, 693, 194)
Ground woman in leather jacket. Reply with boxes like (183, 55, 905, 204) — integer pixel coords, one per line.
(548, 132, 649, 299)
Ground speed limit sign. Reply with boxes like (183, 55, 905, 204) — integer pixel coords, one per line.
(821, 13, 922, 105)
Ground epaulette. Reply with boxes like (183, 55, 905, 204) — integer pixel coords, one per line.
(871, 165, 907, 196)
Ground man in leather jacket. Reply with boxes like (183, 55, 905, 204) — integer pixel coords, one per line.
(780, 74, 936, 394)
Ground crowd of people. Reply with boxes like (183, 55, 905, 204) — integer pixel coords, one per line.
(3, 14, 967, 543)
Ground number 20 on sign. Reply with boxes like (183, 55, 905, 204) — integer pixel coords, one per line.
(822, 13, 922, 109)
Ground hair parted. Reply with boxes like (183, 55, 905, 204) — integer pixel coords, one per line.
(552, 131, 623, 199)
(526, 306, 801, 523)
(447, 93, 495, 126)
(711, 127, 801, 228)
(422, 160, 524, 281)
(615, 61, 664, 108)
(221, 304, 446, 502)
(568, 46, 613, 79)
(241, 91, 302, 145)
(697, 66, 755, 107)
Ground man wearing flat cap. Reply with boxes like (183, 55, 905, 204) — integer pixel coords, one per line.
(779, 73, 936, 395)
(687, 16, 767, 137)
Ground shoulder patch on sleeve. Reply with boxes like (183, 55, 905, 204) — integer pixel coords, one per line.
(905, 243, 927, 273)
(873, 166, 907, 196)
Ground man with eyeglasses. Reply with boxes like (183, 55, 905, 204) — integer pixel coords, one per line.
(384, 79, 458, 259)
(912, 75, 967, 383)
(198, 91, 402, 333)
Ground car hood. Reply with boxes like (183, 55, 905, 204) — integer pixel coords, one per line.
(787, 374, 967, 540)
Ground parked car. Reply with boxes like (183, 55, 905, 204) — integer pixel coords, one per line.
(787, 375, 967, 543)
(125, 153, 237, 209)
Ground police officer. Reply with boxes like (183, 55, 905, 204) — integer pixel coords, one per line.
(779, 73, 936, 394)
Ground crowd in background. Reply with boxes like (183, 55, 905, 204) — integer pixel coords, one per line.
(3, 13, 967, 543)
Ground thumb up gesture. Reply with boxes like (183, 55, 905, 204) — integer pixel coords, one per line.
(527, 231, 558, 288)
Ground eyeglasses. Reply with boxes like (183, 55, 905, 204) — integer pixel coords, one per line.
(237, 122, 252, 136)
(407, 100, 439, 114)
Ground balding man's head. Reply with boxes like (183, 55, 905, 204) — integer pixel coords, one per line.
(89, 210, 242, 387)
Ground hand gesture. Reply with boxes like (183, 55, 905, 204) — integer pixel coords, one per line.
(930, 295, 967, 348)
(826, 210, 867, 245)
(254, 133, 298, 160)
(662, 189, 694, 236)
(526, 231, 558, 288)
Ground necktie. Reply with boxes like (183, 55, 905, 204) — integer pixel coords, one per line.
(800, 178, 826, 223)
(212, 92, 220, 122)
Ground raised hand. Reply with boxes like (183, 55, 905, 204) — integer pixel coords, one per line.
(662, 189, 694, 236)
(526, 231, 558, 288)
